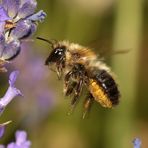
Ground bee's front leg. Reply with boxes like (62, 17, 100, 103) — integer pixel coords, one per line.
(64, 71, 73, 94)
(56, 62, 64, 80)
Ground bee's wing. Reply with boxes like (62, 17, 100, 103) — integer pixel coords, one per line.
(103, 48, 131, 58)
(87, 39, 130, 58)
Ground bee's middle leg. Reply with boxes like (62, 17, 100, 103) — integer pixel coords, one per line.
(65, 81, 77, 96)
(71, 79, 83, 105)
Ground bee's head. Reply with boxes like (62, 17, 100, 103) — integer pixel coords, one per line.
(36, 37, 66, 65)
(45, 46, 66, 65)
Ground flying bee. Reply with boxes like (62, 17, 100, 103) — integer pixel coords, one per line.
(37, 37, 120, 118)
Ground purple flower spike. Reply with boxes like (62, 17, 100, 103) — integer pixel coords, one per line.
(9, 70, 19, 87)
(0, 125, 5, 139)
(7, 130, 31, 148)
(133, 138, 141, 148)
(0, 33, 5, 55)
(27, 10, 46, 22)
(2, 0, 20, 18)
(0, 121, 11, 138)
(0, 0, 46, 61)
(0, 70, 22, 115)
(11, 20, 37, 39)
(0, 39, 21, 61)
(0, 23, 5, 34)
(18, 0, 37, 19)
(0, 6, 10, 22)
(0, 0, 46, 39)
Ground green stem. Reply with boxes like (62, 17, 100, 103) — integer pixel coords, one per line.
(105, 0, 142, 148)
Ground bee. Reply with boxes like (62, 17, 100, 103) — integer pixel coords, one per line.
(37, 37, 120, 118)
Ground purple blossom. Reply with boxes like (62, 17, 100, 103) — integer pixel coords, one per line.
(0, 70, 22, 115)
(0, 125, 5, 138)
(0, 23, 5, 34)
(0, 0, 46, 61)
(133, 138, 141, 148)
(7, 130, 31, 148)
(0, 0, 46, 39)
(27, 10, 46, 22)
(0, 6, 10, 22)
(0, 59, 7, 72)
(0, 121, 11, 138)
(0, 38, 21, 61)
(0, 130, 31, 148)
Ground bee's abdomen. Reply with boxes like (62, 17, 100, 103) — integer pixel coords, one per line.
(89, 70, 120, 108)
(96, 70, 120, 105)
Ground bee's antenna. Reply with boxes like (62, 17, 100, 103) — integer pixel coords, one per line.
(36, 37, 53, 45)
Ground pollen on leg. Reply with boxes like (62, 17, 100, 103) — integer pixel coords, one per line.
(89, 79, 112, 108)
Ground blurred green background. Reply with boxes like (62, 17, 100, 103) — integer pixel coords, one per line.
(0, 0, 148, 147)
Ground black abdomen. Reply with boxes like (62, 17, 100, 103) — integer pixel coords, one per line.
(94, 70, 120, 105)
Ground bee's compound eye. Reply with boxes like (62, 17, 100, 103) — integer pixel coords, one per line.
(58, 51, 62, 55)
(53, 48, 65, 60)
(45, 47, 66, 64)
(55, 49, 62, 55)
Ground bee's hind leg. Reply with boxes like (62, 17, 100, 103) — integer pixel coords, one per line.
(82, 93, 94, 119)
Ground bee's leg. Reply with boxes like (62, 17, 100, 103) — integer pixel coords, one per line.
(65, 82, 77, 96)
(68, 79, 83, 115)
(56, 62, 64, 80)
(47, 64, 56, 73)
(56, 67, 61, 80)
(64, 71, 73, 93)
(71, 79, 83, 105)
(82, 93, 94, 119)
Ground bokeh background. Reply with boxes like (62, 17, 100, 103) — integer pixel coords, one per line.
(0, 0, 148, 147)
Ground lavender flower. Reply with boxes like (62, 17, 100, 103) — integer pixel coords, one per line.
(0, 36, 21, 61)
(0, 70, 22, 115)
(0, 59, 7, 72)
(0, 125, 5, 138)
(0, 6, 10, 22)
(0, 32, 20, 69)
(0, 0, 46, 39)
(0, 130, 31, 148)
(0, 0, 46, 61)
(7, 130, 31, 148)
(133, 138, 141, 148)
(0, 71, 22, 141)
(0, 121, 11, 138)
